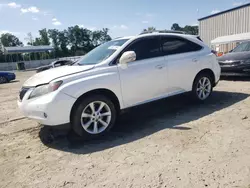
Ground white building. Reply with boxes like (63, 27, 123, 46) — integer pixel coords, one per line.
(199, 3, 250, 53)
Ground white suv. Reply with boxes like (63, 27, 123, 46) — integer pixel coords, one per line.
(18, 32, 221, 139)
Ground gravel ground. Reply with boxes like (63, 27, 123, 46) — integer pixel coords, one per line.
(0, 71, 250, 188)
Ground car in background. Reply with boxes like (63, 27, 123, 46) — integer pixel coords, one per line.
(218, 41, 250, 76)
(36, 59, 74, 73)
(18, 32, 220, 139)
(0, 71, 16, 84)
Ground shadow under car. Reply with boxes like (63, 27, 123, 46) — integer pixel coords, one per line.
(39, 91, 249, 154)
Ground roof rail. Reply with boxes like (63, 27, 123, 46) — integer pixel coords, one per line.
(113, 36, 123, 40)
(139, 30, 187, 35)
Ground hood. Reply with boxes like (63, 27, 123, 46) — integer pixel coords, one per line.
(217, 51, 250, 61)
(24, 65, 94, 87)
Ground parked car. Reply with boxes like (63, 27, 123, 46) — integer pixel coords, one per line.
(18, 32, 221, 139)
(36, 59, 74, 73)
(0, 71, 16, 84)
(218, 41, 250, 76)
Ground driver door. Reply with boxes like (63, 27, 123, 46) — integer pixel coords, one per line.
(118, 36, 168, 108)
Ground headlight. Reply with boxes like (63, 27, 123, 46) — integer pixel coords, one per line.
(29, 81, 63, 99)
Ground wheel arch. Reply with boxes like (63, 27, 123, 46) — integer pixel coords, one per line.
(70, 88, 121, 123)
(193, 69, 216, 88)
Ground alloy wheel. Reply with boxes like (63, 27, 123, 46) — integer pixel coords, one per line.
(80, 101, 112, 134)
(196, 77, 212, 100)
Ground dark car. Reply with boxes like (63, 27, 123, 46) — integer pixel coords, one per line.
(0, 71, 16, 84)
(218, 41, 250, 76)
(36, 59, 74, 73)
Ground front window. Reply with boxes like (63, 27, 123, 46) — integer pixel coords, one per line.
(232, 41, 250, 52)
(77, 39, 129, 65)
(125, 37, 161, 61)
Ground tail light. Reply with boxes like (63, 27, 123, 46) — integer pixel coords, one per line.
(217, 52, 224, 57)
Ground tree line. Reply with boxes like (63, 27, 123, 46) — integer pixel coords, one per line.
(0, 25, 112, 62)
(142, 23, 198, 35)
(0, 23, 198, 63)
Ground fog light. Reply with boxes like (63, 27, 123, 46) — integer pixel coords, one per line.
(44, 113, 48, 118)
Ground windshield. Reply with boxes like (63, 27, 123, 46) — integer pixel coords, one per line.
(76, 39, 129, 65)
(232, 41, 250, 52)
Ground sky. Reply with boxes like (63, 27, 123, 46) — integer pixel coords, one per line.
(0, 0, 249, 43)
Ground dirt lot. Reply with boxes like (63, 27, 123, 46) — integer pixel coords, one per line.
(0, 71, 250, 188)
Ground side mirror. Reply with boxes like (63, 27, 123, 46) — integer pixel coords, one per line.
(119, 51, 136, 64)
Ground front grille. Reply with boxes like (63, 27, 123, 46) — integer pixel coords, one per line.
(19, 87, 30, 101)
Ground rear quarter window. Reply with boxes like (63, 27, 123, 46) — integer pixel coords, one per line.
(161, 37, 203, 56)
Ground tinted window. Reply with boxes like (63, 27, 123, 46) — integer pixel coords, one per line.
(126, 37, 161, 61)
(232, 42, 250, 52)
(161, 37, 202, 56)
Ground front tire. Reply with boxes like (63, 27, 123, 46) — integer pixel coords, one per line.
(71, 95, 117, 139)
(0, 76, 7, 84)
(192, 73, 213, 102)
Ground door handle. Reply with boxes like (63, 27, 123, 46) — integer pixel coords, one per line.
(192, 58, 198, 62)
(155, 65, 164, 69)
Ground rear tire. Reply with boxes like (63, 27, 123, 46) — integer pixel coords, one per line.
(71, 95, 117, 139)
(192, 73, 213, 102)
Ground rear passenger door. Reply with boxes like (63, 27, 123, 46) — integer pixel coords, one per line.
(161, 36, 203, 94)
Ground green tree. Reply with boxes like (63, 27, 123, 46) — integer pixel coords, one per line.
(142, 27, 156, 32)
(171, 23, 198, 35)
(58, 30, 69, 56)
(0, 33, 23, 47)
(67, 25, 82, 54)
(48, 29, 59, 48)
(171, 23, 182, 31)
(183, 25, 198, 35)
(48, 29, 60, 57)
(67, 25, 93, 55)
(0, 33, 23, 62)
(0, 25, 112, 62)
(39, 28, 50, 45)
(33, 28, 50, 46)
(100, 28, 112, 43)
(91, 30, 102, 47)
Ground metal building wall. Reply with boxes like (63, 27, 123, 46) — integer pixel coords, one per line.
(199, 5, 250, 52)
